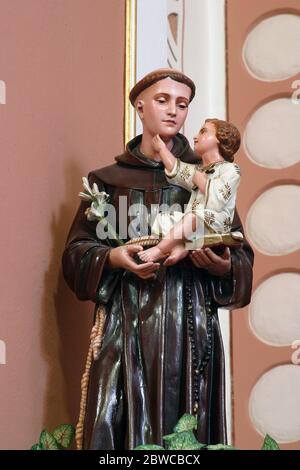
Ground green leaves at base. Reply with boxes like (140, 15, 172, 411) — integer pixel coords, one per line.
(30, 424, 75, 450)
(133, 413, 281, 451)
(206, 444, 238, 450)
(261, 434, 280, 450)
(134, 445, 165, 450)
(40, 430, 60, 450)
(161, 414, 204, 450)
(53, 424, 75, 449)
(173, 414, 197, 433)
(164, 430, 206, 450)
(30, 444, 43, 450)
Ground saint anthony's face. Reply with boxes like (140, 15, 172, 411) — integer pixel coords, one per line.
(193, 121, 219, 155)
(136, 77, 191, 138)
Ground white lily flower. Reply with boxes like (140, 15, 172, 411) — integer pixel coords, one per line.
(85, 208, 98, 221)
(80, 175, 123, 246)
(78, 191, 93, 201)
(84, 208, 94, 221)
(82, 176, 93, 196)
(85, 201, 106, 221)
(92, 182, 100, 194)
(94, 192, 109, 205)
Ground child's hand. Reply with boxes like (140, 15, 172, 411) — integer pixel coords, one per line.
(152, 134, 166, 153)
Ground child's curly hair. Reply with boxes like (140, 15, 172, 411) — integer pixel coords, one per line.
(205, 118, 240, 162)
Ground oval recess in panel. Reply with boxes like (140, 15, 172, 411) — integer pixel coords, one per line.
(244, 98, 300, 169)
(243, 13, 300, 82)
(249, 272, 300, 346)
(246, 184, 300, 255)
(249, 365, 300, 443)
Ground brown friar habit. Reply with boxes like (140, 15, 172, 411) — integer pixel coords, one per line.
(62, 133, 254, 449)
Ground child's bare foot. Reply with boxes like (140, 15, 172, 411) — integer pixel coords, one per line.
(163, 244, 188, 266)
(138, 245, 168, 263)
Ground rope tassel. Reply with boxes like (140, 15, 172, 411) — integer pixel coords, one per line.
(75, 304, 106, 450)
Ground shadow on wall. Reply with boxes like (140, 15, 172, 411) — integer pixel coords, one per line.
(40, 158, 93, 436)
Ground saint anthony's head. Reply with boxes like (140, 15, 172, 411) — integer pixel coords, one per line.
(129, 69, 196, 141)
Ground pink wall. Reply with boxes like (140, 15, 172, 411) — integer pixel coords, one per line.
(0, 0, 125, 449)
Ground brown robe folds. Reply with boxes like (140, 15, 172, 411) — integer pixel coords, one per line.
(62, 133, 254, 449)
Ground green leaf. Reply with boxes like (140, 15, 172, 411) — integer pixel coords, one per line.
(261, 434, 280, 450)
(53, 424, 75, 448)
(30, 443, 43, 450)
(134, 445, 165, 450)
(206, 444, 238, 450)
(163, 430, 205, 450)
(39, 430, 60, 450)
(173, 414, 197, 433)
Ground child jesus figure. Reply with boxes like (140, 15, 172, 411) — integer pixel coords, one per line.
(138, 118, 241, 266)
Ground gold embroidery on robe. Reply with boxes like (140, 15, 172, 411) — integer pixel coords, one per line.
(178, 165, 192, 182)
(223, 216, 232, 233)
(204, 210, 215, 227)
(218, 182, 232, 201)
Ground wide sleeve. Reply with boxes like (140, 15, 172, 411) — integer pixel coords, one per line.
(182, 163, 241, 234)
(62, 173, 123, 303)
(208, 209, 254, 310)
(165, 158, 197, 192)
(205, 163, 241, 213)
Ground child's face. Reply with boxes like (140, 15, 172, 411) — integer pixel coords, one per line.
(193, 121, 219, 155)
